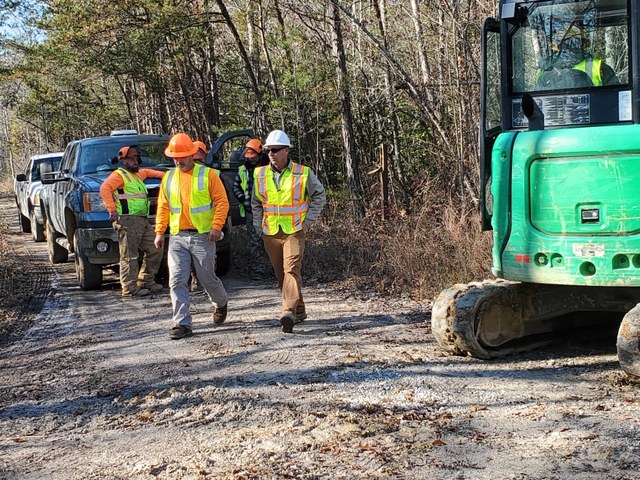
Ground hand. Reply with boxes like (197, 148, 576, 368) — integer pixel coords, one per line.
(208, 229, 224, 242)
(154, 234, 165, 250)
(109, 211, 118, 222)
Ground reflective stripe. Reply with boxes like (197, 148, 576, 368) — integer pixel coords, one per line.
(115, 193, 147, 200)
(197, 165, 206, 191)
(256, 166, 268, 199)
(164, 170, 181, 214)
(263, 205, 307, 214)
(191, 203, 214, 214)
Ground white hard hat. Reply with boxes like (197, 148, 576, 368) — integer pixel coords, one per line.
(264, 129, 291, 148)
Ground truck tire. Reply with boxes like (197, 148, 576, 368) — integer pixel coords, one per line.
(18, 208, 31, 233)
(74, 232, 102, 290)
(46, 221, 68, 264)
(30, 209, 45, 242)
(216, 247, 231, 276)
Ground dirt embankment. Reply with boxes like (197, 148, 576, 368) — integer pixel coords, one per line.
(0, 191, 639, 480)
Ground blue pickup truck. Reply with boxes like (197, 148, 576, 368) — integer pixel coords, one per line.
(40, 130, 245, 290)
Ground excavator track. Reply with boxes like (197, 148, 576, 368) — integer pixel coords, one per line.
(432, 280, 640, 377)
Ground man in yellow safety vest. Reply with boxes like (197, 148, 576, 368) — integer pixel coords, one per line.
(252, 129, 326, 333)
(99, 145, 165, 297)
(154, 133, 230, 340)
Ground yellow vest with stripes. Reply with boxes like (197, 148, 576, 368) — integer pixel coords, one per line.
(238, 165, 250, 218)
(254, 162, 310, 235)
(114, 168, 149, 215)
(573, 57, 603, 86)
(162, 163, 216, 235)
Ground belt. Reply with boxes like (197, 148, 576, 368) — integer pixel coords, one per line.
(180, 229, 199, 233)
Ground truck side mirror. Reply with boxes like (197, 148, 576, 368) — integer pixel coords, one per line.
(15, 173, 27, 182)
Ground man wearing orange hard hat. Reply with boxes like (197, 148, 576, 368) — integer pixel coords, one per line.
(233, 137, 269, 280)
(99, 145, 165, 297)
(154, 133, 230, 340)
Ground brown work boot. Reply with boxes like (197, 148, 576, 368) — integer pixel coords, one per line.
(139, 283, 163, 292)
(213, 304, 228, 325)
(170, 325, 193, 340)
(295, 311, 307, 324)
(280, 313, 295, 333)
(190, 272, 203, 292)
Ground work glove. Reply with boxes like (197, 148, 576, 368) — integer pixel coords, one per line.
(109, 211, 118, 222)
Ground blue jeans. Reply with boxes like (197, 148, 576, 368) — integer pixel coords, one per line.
(168, 231, 228, 328)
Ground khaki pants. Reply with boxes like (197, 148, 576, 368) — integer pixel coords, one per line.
(262, 229, 306, 316)
(113, 215, 163, 296)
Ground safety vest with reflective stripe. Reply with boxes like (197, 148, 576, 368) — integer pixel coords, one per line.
(573, 57, 603, 86)
(254, 162, 310, 235)
(162, 163, 216, 235)
(114, 168, 149, 215)
(238, 165, 250, 218)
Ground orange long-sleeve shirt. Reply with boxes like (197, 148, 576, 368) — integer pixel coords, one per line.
(155, 166, 229, 234)
(99, 168, 166, 214)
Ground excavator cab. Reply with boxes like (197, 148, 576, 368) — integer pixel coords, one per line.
(434, 0, 640, 377)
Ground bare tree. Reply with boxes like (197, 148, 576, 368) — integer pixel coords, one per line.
(330, 1, 364, 220)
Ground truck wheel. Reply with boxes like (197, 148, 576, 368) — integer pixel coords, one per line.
(46, 221, 68, 264)
(30, 209, 45, 242)
(74, 232, 102, 290)
(18, 209, 31, 233)
(216, 247, 231, 276)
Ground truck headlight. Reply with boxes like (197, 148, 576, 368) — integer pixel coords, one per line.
(83, 192, 107, 212)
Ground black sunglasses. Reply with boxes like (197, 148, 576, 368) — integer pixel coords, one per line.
(266, 146, 287, 154)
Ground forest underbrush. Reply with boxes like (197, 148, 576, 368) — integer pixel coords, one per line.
(233, 187, 493, 303)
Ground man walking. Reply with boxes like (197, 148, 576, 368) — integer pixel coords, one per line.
(154, 133, 229, 340)
(99, 145, 164, 297)
(252, 129, 326, 333)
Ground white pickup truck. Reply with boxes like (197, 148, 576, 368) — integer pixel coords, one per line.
(14, 152, 64, 242)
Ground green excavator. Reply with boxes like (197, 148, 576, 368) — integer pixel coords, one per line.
(432, 0, 640, 377)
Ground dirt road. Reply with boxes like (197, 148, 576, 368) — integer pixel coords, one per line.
(0, 194, 639, 480)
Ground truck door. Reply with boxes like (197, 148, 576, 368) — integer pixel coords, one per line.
(50, 144, 77, 234)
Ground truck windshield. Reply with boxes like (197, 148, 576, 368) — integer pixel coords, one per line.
(511, 0, 629, 93)
(79, 140, 173, 175)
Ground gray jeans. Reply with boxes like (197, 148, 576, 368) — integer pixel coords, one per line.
(168, 231, 228, 328)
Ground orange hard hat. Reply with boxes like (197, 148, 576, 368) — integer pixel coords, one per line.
(245, 138, 263, 154)
(118, 145, 140, 160)
(164, 133, 198, 158)
(193, 140, 208, 154)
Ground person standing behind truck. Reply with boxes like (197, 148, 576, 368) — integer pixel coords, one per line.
(233, 138, 269, 280)
(252, 129, 326, 333)
(189, 140, 211, 292)
(154, 133, 230, 340)
(99, 145, 165, 297)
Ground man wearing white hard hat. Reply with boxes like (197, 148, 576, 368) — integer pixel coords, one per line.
(252, 129, 326, 333)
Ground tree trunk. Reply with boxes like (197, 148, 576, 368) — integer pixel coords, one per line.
(330, 2, 364, 220)
(215, 0, 267, 133)
(374, 0, 408, 208)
